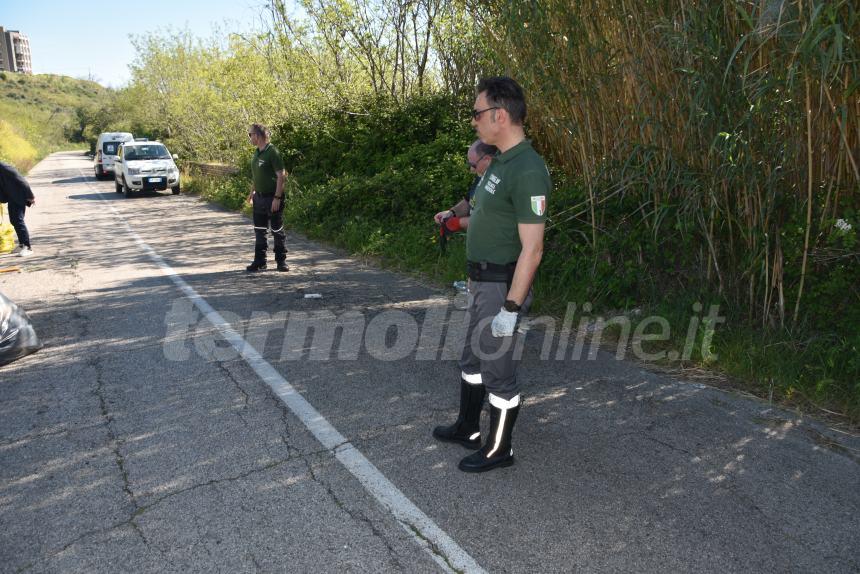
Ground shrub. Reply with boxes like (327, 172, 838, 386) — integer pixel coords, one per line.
(0, 119, 37, 172)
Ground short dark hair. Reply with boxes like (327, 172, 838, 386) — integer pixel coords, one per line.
(250, 123, 269, 138)
(477, 76, 526, 124)
(474, 141, 498, 157)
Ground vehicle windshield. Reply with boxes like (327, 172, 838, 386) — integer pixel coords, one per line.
(124, 145, 170, 161)
(102, 141, 124, 155)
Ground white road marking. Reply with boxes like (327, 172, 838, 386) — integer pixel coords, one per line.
(84, 172, 486, 574)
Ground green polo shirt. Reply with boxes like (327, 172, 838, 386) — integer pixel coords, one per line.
(466, 140, 551, 264)
(251, 143, 285, 197)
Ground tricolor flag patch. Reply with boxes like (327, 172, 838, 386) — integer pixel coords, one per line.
(530, 195, 546, 216)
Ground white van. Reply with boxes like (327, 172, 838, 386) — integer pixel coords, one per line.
(94, 132, 134, 179)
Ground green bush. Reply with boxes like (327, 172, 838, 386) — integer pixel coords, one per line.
(277, 94, 473, 237)
(184, 172, 249, 212)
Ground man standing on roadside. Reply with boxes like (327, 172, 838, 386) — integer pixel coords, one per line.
(432, 77, 550, 473)
(0, 162, 36, 257)
(433, 139, 497, 233)
(246, 123, 288, 272)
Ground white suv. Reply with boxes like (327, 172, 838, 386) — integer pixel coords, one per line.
(113, 141, 181, 196)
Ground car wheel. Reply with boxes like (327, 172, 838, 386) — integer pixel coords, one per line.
(171, 185, 180, 195)
(115, 178, 122, 193)
(122, 177, 132, 197)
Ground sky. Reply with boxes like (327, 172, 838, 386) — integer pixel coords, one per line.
(0, 0, 272, 88)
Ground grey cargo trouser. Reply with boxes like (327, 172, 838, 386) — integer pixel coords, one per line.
(458, 280, 533, 400)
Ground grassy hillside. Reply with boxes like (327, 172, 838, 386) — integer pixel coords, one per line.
(0, 72, 111, 172)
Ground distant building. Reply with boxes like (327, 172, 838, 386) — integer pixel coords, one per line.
(0, 27, 32, 74)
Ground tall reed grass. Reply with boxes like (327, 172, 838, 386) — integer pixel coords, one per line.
(477, 0, 858, 331)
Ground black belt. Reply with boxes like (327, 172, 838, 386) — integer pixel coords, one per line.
(466, 260, 517, 283)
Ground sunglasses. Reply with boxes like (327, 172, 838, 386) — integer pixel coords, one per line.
(467, 154, 490, 168)
(471, 106, 499, 120)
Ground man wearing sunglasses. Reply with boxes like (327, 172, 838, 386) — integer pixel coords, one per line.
(433, 77, 550, 473)
(246, 123, 289, 272)
(433, 139, 497, 232)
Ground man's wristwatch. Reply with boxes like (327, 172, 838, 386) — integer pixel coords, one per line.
(503, 299, 521, 313)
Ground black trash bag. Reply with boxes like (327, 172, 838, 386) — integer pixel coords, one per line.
(0, 291, 42, 367)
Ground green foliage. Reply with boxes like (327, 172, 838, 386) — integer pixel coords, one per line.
(278, 93, 469, 180)
(0, 73, 105, 170)
(475, 0, 860, 307)
(0, 119, 37, 171)
(183, 172, 250, 213)
(278, 94, 473, 266)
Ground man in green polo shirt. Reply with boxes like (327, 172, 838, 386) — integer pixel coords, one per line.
(432, 77, 550, 473)
(246, 123, 288, 272)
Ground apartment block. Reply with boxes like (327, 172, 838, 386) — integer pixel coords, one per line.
(0, 27, 32, 74)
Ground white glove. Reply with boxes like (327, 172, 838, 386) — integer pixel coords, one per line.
(491, 307, 519, 337)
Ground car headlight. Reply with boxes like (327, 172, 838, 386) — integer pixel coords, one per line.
(128, 167, 140, 175)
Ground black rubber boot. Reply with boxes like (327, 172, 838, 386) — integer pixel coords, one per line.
(433, 378, 486, 449)
(246, 261, 267, 272)
(274, 235, 288, 271)
(458, 396, 520, 473)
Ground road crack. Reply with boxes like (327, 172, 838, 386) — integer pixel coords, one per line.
(133, 457, 294, 518)
(304, 458, 405, 571)
(216, 361, 251, 409)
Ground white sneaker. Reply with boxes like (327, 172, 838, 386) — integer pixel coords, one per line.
(18, 246, 33, 257)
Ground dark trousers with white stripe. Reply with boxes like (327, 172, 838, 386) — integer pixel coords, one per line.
(252, 195, 286, 264)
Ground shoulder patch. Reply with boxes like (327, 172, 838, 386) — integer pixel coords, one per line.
(530, 195, 546, 216)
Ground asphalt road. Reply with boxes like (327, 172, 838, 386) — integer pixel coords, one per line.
(1, 151, 858, 573)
